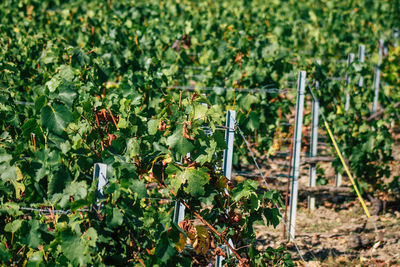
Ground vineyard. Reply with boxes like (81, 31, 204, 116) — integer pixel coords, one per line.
(0, 0, 399, 266)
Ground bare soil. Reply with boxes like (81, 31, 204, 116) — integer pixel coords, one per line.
(256, 204, 400, 266)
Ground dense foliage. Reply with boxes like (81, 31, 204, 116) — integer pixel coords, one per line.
(0, 0, 398, 266)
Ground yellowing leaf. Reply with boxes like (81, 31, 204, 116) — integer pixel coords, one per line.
(16, 166, 23, 181)
(147, 247, 155, 255)
(175, 233, 187, 252)
(11, 180, 25, 199)
(193, 225, 211, 255)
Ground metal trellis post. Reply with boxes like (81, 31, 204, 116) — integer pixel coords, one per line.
(335, 172, 342, 187)
(216, 110, 236, 267)
(223, 110, 236, 182)
(93, 163, 108, 211)
(173, 201, 186, 224)
(372, 39, 384, 114)
(344, 53, 355, 112)
(173, 153, 191, 225)
(308, 81, 319, 211)
(338, 53, 355, 186)
(358, 44, 365, 87)
(288, 71, 306, 241)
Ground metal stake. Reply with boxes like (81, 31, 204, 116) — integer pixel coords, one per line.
(216, 110, 236, 267)
(358, 45, 365, 87)
(345, 53, 355, 112)
(173, 201, 185, 224)
(308, 81, 319, 211)
(223, 110, 236, 181)
(335, 173, 342, 187)
(173, 153, 190, 225)
(288, 71, 306, 240)
(372, 39, 384, 114)
(93, 163, 108, 211)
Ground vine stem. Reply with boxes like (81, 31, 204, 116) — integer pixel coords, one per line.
(107, 107, 119, 130)
(167, 189, 245, 264)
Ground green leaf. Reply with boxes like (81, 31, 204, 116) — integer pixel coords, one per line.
(127, 138, 140, 157)
(5, 219, 22, 233)
(118, 118, 129, 129)
(22, 118, 41, 138)
(83, 228, 98, 247)
(130, 180, 147, 198)
(0, 164, 17, 181)
(56, 181, 88, 208)
(193, 104, 208, 120)
(184, 168, 210, 197)
(59, 65, 74, 81)
(148, 119, 159, 135)
(263, 208, 281, 228)
(60, 229, 89, 266)
(248, 111, 260, 131)
(166, 126, 194, 155)
(48, 166, 71, 195)
(359, 123, 369, 133)
(41, 103, 73, 135)
(108, 208, 124, 227)
(0, 242, 12, 262)
(156, 231, 176, 262)
(232, 180, 258, 202)
(239, 94, 258, 110)
(27, 220, 41, 249)
(58, 82, 77, 107)
(26, 250, 44, 267)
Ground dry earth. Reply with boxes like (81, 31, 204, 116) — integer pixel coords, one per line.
(256, 204, 400, 266)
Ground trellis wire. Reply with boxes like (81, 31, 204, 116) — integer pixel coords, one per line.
(19, 197, 175, 216)
(20, 207, 88, 215)
(162, 85, 294, 94)
(14, 101, 34, 106)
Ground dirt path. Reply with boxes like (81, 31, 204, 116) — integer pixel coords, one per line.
(256, 204, 400, 266)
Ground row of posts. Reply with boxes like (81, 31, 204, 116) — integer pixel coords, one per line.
(292, 35, 392, 239)
(92, 33, 396, 260)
